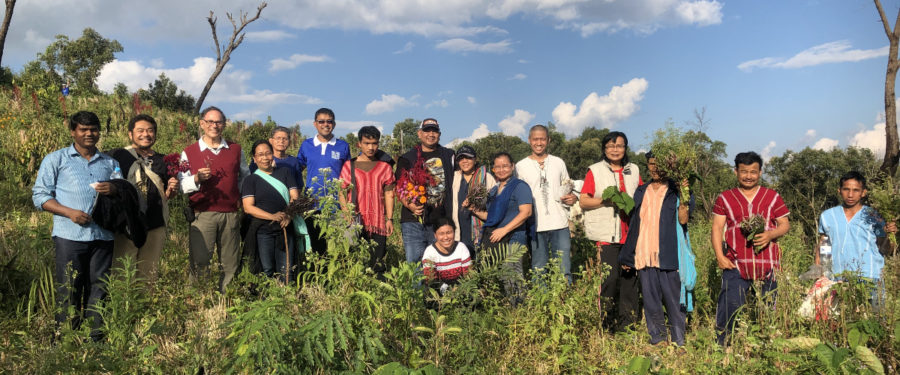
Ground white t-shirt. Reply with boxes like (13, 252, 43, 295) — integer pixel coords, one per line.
(515, 154, 571, 231)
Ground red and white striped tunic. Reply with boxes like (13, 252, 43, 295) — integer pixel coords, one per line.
(422, 242, 472, 282)
(712, 186, 790, 280)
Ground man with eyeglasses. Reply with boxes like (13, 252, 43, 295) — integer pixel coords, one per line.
(515, 124, 577, 283)
(298, 108, 351, 254)
(250, 126, 304, 189)
(178, 106, 250, 291)
(396, 118, 455, 264)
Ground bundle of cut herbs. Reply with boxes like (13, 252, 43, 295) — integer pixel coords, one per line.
(465, 182, 490, 212)
(285, 190, 319, 218)
(739, 214, 767, 253)
(867, 175, 900, 249)
(647, 124, 699, 203)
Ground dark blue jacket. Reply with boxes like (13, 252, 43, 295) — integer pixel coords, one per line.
(619, 180, 691, 271)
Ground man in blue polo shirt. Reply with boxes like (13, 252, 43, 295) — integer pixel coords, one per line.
(817, 171, 897, 284)
(298, 107, 351, 254)
(33, 111, 120, 341)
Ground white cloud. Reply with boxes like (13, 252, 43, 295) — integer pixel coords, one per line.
(149, 58, 165, 69)
(394, 41, 415, 54)
(850, 123, 888, 156)
(551, 78, 649, 137)
(96, 57, 320, 116)
(509, 73, 527, 80)
(805, 129, 816, 138)
(246, 30, 296, 42)
(812, 138, 839, 151)
(426, 99, 449, 109)
(761, 141, 777, 162)
(674, 1, 723, 26)
(365, 94, 419, 115)
(435, 38, 513, 54)
(2, 0, 726, 67)
(518, 59, 529, 64)
(498, 109, 535, 137)
(738, 40, 888, 72)
(268, 54, 331, 72)
(448, 123, 492, 147)
(467, 96, 477, 104)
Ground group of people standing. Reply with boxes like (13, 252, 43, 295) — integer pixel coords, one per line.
(33, 108, 898, 347)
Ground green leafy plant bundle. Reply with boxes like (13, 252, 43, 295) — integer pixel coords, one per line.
(867, 175, 900, 249)
(647, 125, 699, 203)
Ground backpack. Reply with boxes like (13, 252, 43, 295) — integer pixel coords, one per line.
(675, 197, 697, 312)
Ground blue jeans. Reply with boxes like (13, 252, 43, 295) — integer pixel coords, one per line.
(257, 230, 295, 281)
(401, 221, 435, 263)
(530, 228, 572, 283)
(640, 267, 685, 346)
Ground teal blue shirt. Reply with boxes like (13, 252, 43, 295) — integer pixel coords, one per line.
(818, 205, 886, 280)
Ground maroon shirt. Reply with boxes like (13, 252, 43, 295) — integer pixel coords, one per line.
(184, 141, 242, 212)
(712, 186, 790, 280)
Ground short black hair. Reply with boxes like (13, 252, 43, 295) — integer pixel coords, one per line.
(734, 151, 763, 169)
(601, 131, 629, 165)
(358, 126, 381, 141)
(839, 171, 867, 190)
(315, 107, 335, 120)
(69, 111, 100, 131)
(127, 114, 157, 132)
(251, 139, 273, 156)
(492, 152, 513, 167)
(200, 106, 225, 120)
(644, 150, 655, 160)
(433, 217, 456, 232)
(529, 124, 549, 138)
(271, 126, 291, 138)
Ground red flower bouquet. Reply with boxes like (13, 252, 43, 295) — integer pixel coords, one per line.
(164, 153, 190, 177)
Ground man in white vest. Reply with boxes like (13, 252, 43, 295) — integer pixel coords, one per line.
(579, 131, 642, 332)
(515, 125, 577, 282)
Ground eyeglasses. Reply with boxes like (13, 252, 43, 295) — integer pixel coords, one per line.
(203, 119, 225, 125)
(254, 151, 273, 157)
(493, 164, 512, 170)
(605, 144, 626, 150)
(316, 119, 335, 125)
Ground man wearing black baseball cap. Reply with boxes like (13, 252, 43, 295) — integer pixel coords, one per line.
(395, 118, 455, 264)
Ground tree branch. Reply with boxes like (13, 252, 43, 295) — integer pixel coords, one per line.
(207, 11, 221, 62)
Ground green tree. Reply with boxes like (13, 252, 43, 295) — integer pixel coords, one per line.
(37, 28, 123, 94)
(766, 147, 880, 240)
(138, 73, 195, 112)
(390, 118, 420, 156)
(462, 132, 530, 167)
(557, 127, 610, 180)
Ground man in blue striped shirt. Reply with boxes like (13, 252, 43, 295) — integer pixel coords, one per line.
(817, 171, 897, 282)
(32, 111, 120, 341)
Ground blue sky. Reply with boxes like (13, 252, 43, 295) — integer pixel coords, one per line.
(3, 0, 896, 159)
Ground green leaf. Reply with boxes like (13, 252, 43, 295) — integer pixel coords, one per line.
(626, 356, 650, 374)
(854, 346, 884, 375)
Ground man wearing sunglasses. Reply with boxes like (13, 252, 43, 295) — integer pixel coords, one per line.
(298, 108, 351, 254)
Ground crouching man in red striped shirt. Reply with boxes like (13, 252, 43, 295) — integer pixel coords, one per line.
(711, 151, 791, 346)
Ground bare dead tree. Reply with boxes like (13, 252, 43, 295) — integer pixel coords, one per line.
(0, 0, 17, 67)
(875, 0, 900, 176)
(193, 2, 267, 114)
(685, 106, 710, 133)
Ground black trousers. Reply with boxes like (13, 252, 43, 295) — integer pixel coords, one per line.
(305, 212, 328, 256)
(363, 230, 387, 276)
(599, 243, 641, 332)
(53, 236, 113, 340)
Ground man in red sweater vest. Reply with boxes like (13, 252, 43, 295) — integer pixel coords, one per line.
(178, 106, 249, 291)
